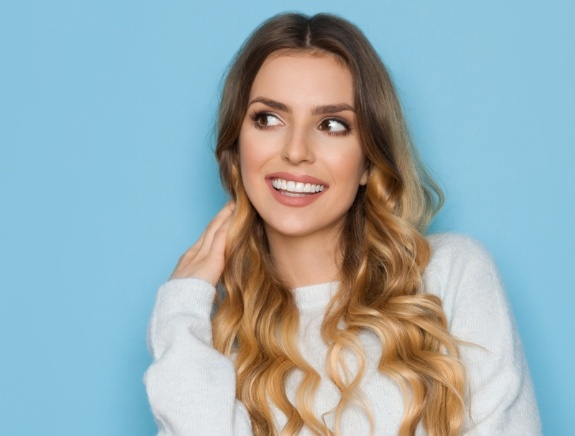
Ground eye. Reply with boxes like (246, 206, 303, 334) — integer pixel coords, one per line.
(251, 111, 283, 129)
(318, 118, 350, 135)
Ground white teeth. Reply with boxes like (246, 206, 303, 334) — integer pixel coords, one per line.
(271, 178, 325, 193)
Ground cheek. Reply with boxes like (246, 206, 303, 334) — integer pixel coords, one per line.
(238, 147, 252, 190)
(238, 130, 252, 176)
(350, 149, 368, 183)
(328, 148, 367, 184)
(238, 127, 279, 179)
(238, 134, 264, 194)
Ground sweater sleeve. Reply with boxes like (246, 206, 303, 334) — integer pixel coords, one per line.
(144, 278, 253, 436)
(426, 234, 541, 435)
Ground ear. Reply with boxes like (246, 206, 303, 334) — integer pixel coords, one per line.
(359, 165, 369, 186)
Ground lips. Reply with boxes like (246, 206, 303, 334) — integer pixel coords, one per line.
(265, 172, 328, 205)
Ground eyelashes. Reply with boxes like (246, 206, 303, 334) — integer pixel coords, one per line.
(317, 118, 351, 135)
(250, 111, 283, 129)
(249, 110, 352, 136)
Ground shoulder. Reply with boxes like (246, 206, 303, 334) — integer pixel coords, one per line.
(427, 233, 493, 265)
(423, 233, 505, 317)
(425, 233, 498, 283)
(425, 235, 541, 434)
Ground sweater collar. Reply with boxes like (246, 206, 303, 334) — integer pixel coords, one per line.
(293, 281, 339, 310)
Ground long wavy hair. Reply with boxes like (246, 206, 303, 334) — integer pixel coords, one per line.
(212, 12, 466, 436)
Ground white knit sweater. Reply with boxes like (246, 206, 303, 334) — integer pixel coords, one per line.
(145, 234, 541, 435)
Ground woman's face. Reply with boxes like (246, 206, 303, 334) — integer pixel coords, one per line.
(238, 52, 369, 242)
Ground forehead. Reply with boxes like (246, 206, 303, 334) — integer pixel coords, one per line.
(249, 52, 354, 105)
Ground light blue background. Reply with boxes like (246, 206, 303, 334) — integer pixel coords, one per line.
(1, 1, 573, 434)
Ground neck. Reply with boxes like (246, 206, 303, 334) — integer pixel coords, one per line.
(265, 226, 341, 289)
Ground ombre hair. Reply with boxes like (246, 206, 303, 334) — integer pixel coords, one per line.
(212, 12, 466, 436)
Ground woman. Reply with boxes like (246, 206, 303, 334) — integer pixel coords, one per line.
(145, 13, 541, 435)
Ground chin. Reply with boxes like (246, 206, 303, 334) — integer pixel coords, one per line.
(262, 214, 345, 240)
(264, 221, 314, 238)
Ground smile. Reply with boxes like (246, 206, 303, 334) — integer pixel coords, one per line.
(271, 178, 325, 196)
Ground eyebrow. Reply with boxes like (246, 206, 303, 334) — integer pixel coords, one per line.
(312, 103, 355, 115)
(248, 97, 355, 115)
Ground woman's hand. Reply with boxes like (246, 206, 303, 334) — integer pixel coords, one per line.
(170, 201, 235, 286)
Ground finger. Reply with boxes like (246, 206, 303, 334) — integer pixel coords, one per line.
(208, 213, 233, 259)
(171, 213, 234, 283)
(196, 201, 235, 255)
(170, 202, 235, 281)
(180, 201, 235, 260)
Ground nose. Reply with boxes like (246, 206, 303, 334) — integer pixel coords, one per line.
(281, 127, 314, 164)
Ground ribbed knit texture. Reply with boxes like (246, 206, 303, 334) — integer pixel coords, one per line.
(145, 234, 541, 435)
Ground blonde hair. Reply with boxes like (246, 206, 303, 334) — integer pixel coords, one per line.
(213, 13, 466, 436)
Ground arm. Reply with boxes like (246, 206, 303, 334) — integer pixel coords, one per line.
(144, 202, 252, 435)
(144, 277, 252, 436)
(426, 234, 542, 435)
